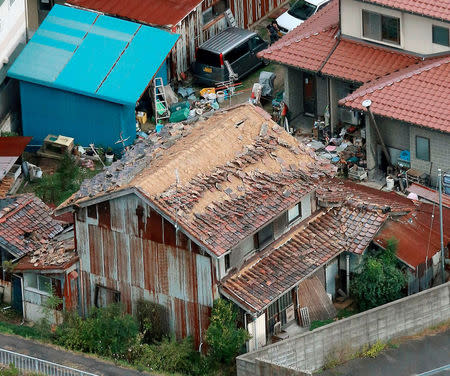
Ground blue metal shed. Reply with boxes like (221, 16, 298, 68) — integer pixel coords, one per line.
(7, 5, 178, 148)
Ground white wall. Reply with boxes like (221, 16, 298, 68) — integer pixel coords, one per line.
(247, 312, 266, 352)
(341, 0, 450, 55)
(0, 0, 26, 72)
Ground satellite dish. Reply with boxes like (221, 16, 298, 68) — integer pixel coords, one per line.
(362, 99, 372, 107)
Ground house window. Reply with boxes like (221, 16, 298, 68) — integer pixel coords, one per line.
(224, 253, 231, 271)
(87, 205, 97, 219)
(416, 136, 430, 161)
(362, 10, 400, 45)
(288, 203, 302, 223)
(432, 25, 449, 46)
(94, 285, 120, 308)
(202, 0, 228, 24)
(25, 274, 52, 294)
(255, 223, 274, 250)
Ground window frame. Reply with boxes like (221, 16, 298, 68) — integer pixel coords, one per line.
(24, 273, 53, 295)
(94, 285, 121, 308)
(432, 25, 449, 47)
(362, 10, 401, 46)
(224, 253, 231, 272)
(415, 136, 430, 161)
(255, 222, 274, 250)
(287, 203, 302, 224)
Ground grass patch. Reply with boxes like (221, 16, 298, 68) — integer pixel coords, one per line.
(361, 341, 387, 358)
(310, 309, 356, 331)
(0, 321, 43, 340)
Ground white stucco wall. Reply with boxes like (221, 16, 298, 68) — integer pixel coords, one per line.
(341, 0, 450, 55)
(0, 0, 26, 71)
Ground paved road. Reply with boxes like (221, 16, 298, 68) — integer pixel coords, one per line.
(318, 330, 450, 376)
(0, 333, 151, 376)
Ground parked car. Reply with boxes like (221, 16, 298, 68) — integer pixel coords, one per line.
(191, 27, 268, 85)
(276, 0, 330, 34)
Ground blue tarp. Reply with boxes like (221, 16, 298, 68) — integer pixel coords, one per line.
(7, 5, 179, 106)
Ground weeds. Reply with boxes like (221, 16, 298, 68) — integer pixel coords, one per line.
(362, 341, 387, 358)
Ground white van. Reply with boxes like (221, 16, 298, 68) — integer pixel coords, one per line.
(276, 0, 330, 34)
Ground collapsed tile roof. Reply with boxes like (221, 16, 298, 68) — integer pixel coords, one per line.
(374, 203, 450, 269)
(258, 0, 421, 83)
(339, 56, 450, 133)
(221, 201, 388, 313)
(0, 194, 63, 258)
(316, 179, 417, 213)
(15, 230, 77, 271)
(59, 104, 336, 257)
(360, 0, 450, 22)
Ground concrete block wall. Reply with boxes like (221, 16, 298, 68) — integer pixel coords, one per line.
(237, 282, 450, 376)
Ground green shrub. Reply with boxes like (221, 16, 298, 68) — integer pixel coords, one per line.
(0, 364, 19, 376)
(351, 239, 406, 311)
(362, 341, 387, 358)
(135, 299, 169, 344)
(205, 299, 251, 365)
(56, 304, 139, 360)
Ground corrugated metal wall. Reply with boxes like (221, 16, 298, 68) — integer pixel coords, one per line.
(75, 193, 215, 347)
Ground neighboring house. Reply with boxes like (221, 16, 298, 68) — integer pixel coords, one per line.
(259, 0, 449, 184)
(66, 0, 288, 78)
(374, 203, 450, 293)
(0, 136, 31, 197)
(56, 103, 337, 348)
(340, 57, 450, 186)
(14, 229, 79, 323)
(7, 5, 178, 148)
(0, 194, 64, 314)
(0, 0, 26, 133)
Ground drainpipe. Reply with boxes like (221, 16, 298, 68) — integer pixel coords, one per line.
(346, 254, 350, 296)
(438, 169, 445, 284)
(253, 319, 258, 350)
(244, 313, 248, 352)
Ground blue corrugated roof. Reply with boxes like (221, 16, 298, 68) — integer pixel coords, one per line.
(7, 5, 179, 106)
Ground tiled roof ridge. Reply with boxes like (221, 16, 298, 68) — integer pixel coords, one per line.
(342, 55, 450, 103)
(264, 23, 339, 55)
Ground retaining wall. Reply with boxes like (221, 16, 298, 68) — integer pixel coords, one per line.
(237, 282, 450, 375)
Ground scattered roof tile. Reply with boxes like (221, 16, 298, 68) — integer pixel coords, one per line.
(59, 104, 336, 257)
(0, 194, 63, 258)
(339, 56, 450, 133)
(221, 202, 387, 313)
(360, 0, 450, 22)
(374, 203, 450, 269)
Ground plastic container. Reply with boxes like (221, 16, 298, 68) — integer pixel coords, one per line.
(386, 176, 394, 191)
(216, 91, 225, 103)
(105, 154, 114, 165)
(156, 124, 164, 133)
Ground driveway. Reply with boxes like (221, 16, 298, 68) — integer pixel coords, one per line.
(318, 330, 450, 376)
(0, 333, 151, 376)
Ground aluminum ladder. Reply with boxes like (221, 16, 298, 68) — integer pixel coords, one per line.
(153, 77, 170, 124)
(225, 9, 236, 27)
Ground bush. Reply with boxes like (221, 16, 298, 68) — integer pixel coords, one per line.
(55, 304, 139, 360)
(135, 299, 169, 344)
(351, 239, 406, 311)
(205, 299, 251, 365)
(132, 336, 201, 375)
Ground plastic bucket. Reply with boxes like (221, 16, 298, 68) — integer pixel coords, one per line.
(386, 176, 394, 191)
(105, 154, 114, 165)
(216, 91, 225, 103)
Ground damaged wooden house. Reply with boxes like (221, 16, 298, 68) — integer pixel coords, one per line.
(0, 194, 79, 322)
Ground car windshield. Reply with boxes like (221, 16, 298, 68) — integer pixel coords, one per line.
(287, 0, 316, 20)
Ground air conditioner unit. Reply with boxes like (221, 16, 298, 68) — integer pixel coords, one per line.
(339, 108, 360, 125)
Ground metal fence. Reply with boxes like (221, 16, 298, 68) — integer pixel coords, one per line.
(0, 348, 98, 376)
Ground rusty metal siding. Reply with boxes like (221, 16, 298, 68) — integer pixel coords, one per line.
(229, 0, 284, 29)
(76, 193, 215, 347)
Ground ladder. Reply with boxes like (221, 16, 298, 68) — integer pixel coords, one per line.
(225, 9, 236, 27)
(153, 77, 170, 124)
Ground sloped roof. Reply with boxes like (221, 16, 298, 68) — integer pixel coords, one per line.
(258, 0, 420, 83)
(339, 56, 450, 133)
(316, 179, 417, 213)
(0, 137, 32, 181)
(0, 194, 63, 258)
(7, 5, 178, 106)
(221, 202, 387, 313)
(67, 0, 202, 27)
(59, 104, 336, 257)
(407, 183, 450, 209)
(360, 0, 450, 22)
(374, 204, 450, 269)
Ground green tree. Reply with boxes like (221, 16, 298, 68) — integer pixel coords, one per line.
(205, 299, 251, 365)
(351, 238, 406, 311)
